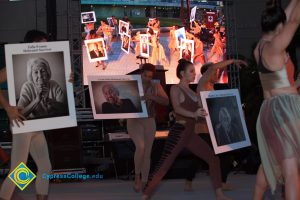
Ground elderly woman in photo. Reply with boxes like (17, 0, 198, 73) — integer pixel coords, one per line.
(18, 57, 67, 120)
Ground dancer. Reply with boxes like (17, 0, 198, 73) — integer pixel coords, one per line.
(184, 59, 247, 191)
(97, 21, 113, 55)
(0, 30, 73, 200)
(142, 59, 231, 200)
(149, 31, 169, 66)
(86, 30, 107, 70)
(168, 26, 177, 55)
(127, 63, 169, 192)
(186, 31, 205, 65)
(208, 28, 224, 63)
(253, 0, 300, 200)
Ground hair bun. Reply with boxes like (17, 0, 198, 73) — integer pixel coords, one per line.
(266, 0, 281, 9)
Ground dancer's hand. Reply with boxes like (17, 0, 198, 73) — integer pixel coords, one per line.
(194, 108, 207, 119)
(5, 105, 26, 127)
(233, 59, 248, 68)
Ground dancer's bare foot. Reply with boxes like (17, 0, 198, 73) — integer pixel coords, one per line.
(141, 194, 149, 200)
(184, 180, 193, 192)
(216, 188, 232, 200)
(222, 183, 235, 191)
(133, 174, 141, 193)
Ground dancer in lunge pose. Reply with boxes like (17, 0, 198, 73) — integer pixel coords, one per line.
(142, 59, 231, 200)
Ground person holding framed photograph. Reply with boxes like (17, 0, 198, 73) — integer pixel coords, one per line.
(142, 59, 231, 200)
(184, 59, 247, 192)
(0, 30, 74, 200)
(127, 63, 169, 193)
(253, 0, 300, 199)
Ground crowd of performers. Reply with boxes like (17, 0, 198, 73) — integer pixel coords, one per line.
(0, 0, 300, 200)
(82, 15, 226, 70)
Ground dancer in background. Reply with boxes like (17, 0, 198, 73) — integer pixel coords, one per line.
(253, 0, 300, 199)
(208, 28, 224, 63)
(168, 26, 177, 55)
(86, 30, 107, 70)
(184, 59, 247, 191)
(142, 59, 231, 200)
(186, 31, 205, 65)
(149, 30, 169, 67)
(127, 63, 169, 192)
(97, 21, 113, 55)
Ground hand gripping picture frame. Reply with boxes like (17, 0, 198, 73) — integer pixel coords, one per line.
(5, 41, 77, 134)
(200, 89, 251, 154)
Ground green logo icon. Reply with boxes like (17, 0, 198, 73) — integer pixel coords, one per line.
(8, 162, 36, 190)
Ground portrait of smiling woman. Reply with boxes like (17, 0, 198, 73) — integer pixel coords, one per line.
(16, 56, 68, 120)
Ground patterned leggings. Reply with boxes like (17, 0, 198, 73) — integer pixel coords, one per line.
(143, 121, 222, 197)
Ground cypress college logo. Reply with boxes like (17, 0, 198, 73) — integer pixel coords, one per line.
(8, 162, 36, 190)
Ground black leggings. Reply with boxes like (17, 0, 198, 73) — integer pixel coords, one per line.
(185, 133, 233, 183)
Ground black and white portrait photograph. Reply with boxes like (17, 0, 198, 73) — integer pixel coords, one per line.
(5, 41, 77, 134)
(88, 75, 148, 119)
(118, 20, 129, 35)
(180, 39, 194, 63)
(140, 34, 149, 58)
(81, 11, 96, 24)
(121, 33, 131, 54)
(84, 38, 108, 62)
(200, 89, 251, 154)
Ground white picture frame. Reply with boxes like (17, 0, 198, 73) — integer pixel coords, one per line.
(139, 34, 150, 58)
(84, 38, 108, 62)
(107, 17, 114, 27)
(121, 33, 131, 54)
(190, 6, 197, 22)
(174, 27, 186, 48)
(180, 39, 194, 63)
(200, 89, 251, 154)
(88, 75, 148, 119)
(118, 20, 129, 35)
(5, 41, 77, 134)
(81, 11, 96, 24)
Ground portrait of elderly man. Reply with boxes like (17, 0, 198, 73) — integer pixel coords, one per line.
(101, 84, 138, 114)
(17, 57, 68, 120)
(214, 107, 245, 146)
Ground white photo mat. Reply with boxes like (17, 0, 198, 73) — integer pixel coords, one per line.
(81, 11, 96, 24)
(88, 75, 148, 120)
(5, 41, 77, 134)
(121, 33, 131, 54)
(118, 20, 129, 35)
(200, 89, 251, 154)
(180, 39, 194, 63)
(139, 34, 150, 58)
(84, 38, 108, 62)
(174, 27, 186, 48)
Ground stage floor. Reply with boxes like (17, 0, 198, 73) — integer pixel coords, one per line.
(1, 173, 283, 200)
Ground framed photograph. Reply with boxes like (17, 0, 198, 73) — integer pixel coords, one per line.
(107, 17, 114, 27)
(81, 11, 96, 24)
(119, 20, 129, 35)
(200, 89, 251, 154)
(121, 33, 131, 54)
(180, 39, 194, 63)
(190, 6, 197, 22)
(174, 27, 186, 48)
(88, 75, 148, 119)
(5, 41, 77, 134)
(139, 34, 150, 58)
(84, 38, 108, 62)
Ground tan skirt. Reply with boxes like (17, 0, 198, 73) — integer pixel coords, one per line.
(256, 94, 300, 193)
